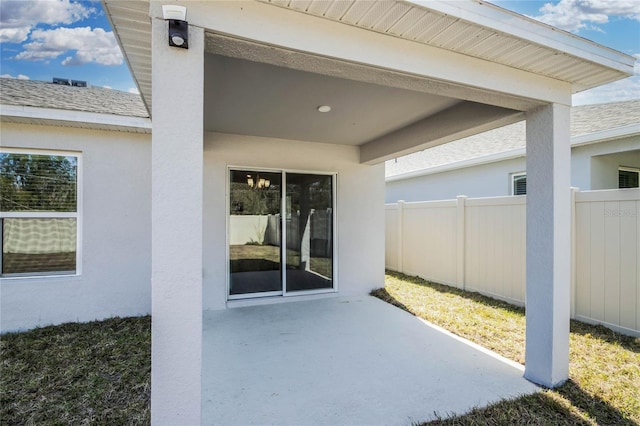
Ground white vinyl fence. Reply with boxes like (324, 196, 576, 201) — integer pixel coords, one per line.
(386, 188, 640, 337)
(230, 210, 332, 256)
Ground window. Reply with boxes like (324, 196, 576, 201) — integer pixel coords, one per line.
(1, 150, 80, 277)
(619, 167, 639, 189)
(511, 172, 527, 195)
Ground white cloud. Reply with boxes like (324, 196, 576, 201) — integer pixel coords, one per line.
(532, 0, 640, 32)
(573, 77, 640, 104)
(15, 26, 123, 66)
(0, 0, 94, 43)
(574, 52, 640, 105)
(103, 85, 112, 89)
(0, 27, 31, 44)
(0, 73, 30, 80)
(128, 87, 140, 94)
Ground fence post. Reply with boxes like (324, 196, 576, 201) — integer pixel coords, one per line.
(456, 195, 467, 290)
(397, 200, 405, 274)
(570, 187, 579, 319)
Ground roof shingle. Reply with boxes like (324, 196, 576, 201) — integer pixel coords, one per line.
(0, 78, 148, 118)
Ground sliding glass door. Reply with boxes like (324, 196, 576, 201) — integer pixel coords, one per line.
(229, 169, 334, 299)
(285, 173, 333, 292)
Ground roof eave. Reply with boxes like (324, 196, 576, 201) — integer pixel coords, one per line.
(408, 0, 634, 79)
(102, 0, 152, 116)
(104, 0, 635, 113)
(0, 104, 152, 134)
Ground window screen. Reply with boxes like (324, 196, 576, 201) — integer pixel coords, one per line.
(619, 168, 639, 189)
(512, 173, 527, 195)
(1, 152, 79, 277)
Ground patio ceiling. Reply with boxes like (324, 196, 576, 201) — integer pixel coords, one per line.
(204, 53, 461, 145)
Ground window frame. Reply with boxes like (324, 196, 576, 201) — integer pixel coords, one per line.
(511, 171, 527, 196)
(0, 148, 83, 279)
(619, 166, 640, 189)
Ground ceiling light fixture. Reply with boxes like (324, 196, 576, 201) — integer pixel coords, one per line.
(246, 174, 270, 189)
(317, 105, 331, 113)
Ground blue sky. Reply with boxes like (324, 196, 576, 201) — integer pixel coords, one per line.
(1, 0, 638, 104)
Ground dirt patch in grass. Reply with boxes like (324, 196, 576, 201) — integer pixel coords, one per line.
(1, 316, 151, 425)
(374, 271, 640, 425)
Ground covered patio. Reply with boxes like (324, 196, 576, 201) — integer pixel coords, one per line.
(202, 296, 538, 425)
(102, 0, 634, 423)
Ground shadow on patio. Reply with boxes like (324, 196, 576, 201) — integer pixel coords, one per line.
(202, 296, 539, 425)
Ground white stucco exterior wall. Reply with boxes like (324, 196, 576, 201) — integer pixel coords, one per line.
(203, 132, 385, 311)
(0, 122, 151, 333)
(581, 138, 640, 190)
(385, 157, 526, 202)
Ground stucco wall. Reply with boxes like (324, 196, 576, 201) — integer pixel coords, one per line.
(203, 132, 385, 310)
(385, 157, 526, 202)
(576, 137, 640, 190)
(0, 122, 151, 332)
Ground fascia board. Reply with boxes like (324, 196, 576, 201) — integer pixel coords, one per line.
(571, 124, 640, 147)
(0, 105, 152, 132)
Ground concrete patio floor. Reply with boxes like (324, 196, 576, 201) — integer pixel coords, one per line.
(202, 296, 539, 425)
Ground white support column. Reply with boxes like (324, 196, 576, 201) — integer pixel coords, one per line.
(151, 18, 204, 425)
(524, 103, 571, 388)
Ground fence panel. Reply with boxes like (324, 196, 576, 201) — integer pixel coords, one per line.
(385, 204, 399, 271)
(386, 188, 639, 336)
(465, 197, 526, 305)
(574, 189, 639, 335)
(402, 201, 458, 287)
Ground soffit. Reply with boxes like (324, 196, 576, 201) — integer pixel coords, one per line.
(259, 0, 632, 91)
(103, 1, 152, 112)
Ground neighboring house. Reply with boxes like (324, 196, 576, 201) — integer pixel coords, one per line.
(386, 100, 640, 202)
(1, 0, 635, 423)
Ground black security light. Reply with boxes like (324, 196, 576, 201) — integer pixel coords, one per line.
(168, 19, 188, 49)
(163, 5, 189, 49)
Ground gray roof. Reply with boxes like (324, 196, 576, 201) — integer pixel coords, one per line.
(0, 78, 148, 118)
(386, 99, 640, 177)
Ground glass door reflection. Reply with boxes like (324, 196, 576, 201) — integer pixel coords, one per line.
(285, 173, 333, 292)
(229, 170, 282, 295)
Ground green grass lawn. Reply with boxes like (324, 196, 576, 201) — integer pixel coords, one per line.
(373, 271, 640, 425)
(0, 316, 150, 425)
(1, 272, 638, 425)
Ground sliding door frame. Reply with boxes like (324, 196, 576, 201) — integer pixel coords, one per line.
(226, 166, 338, 301)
